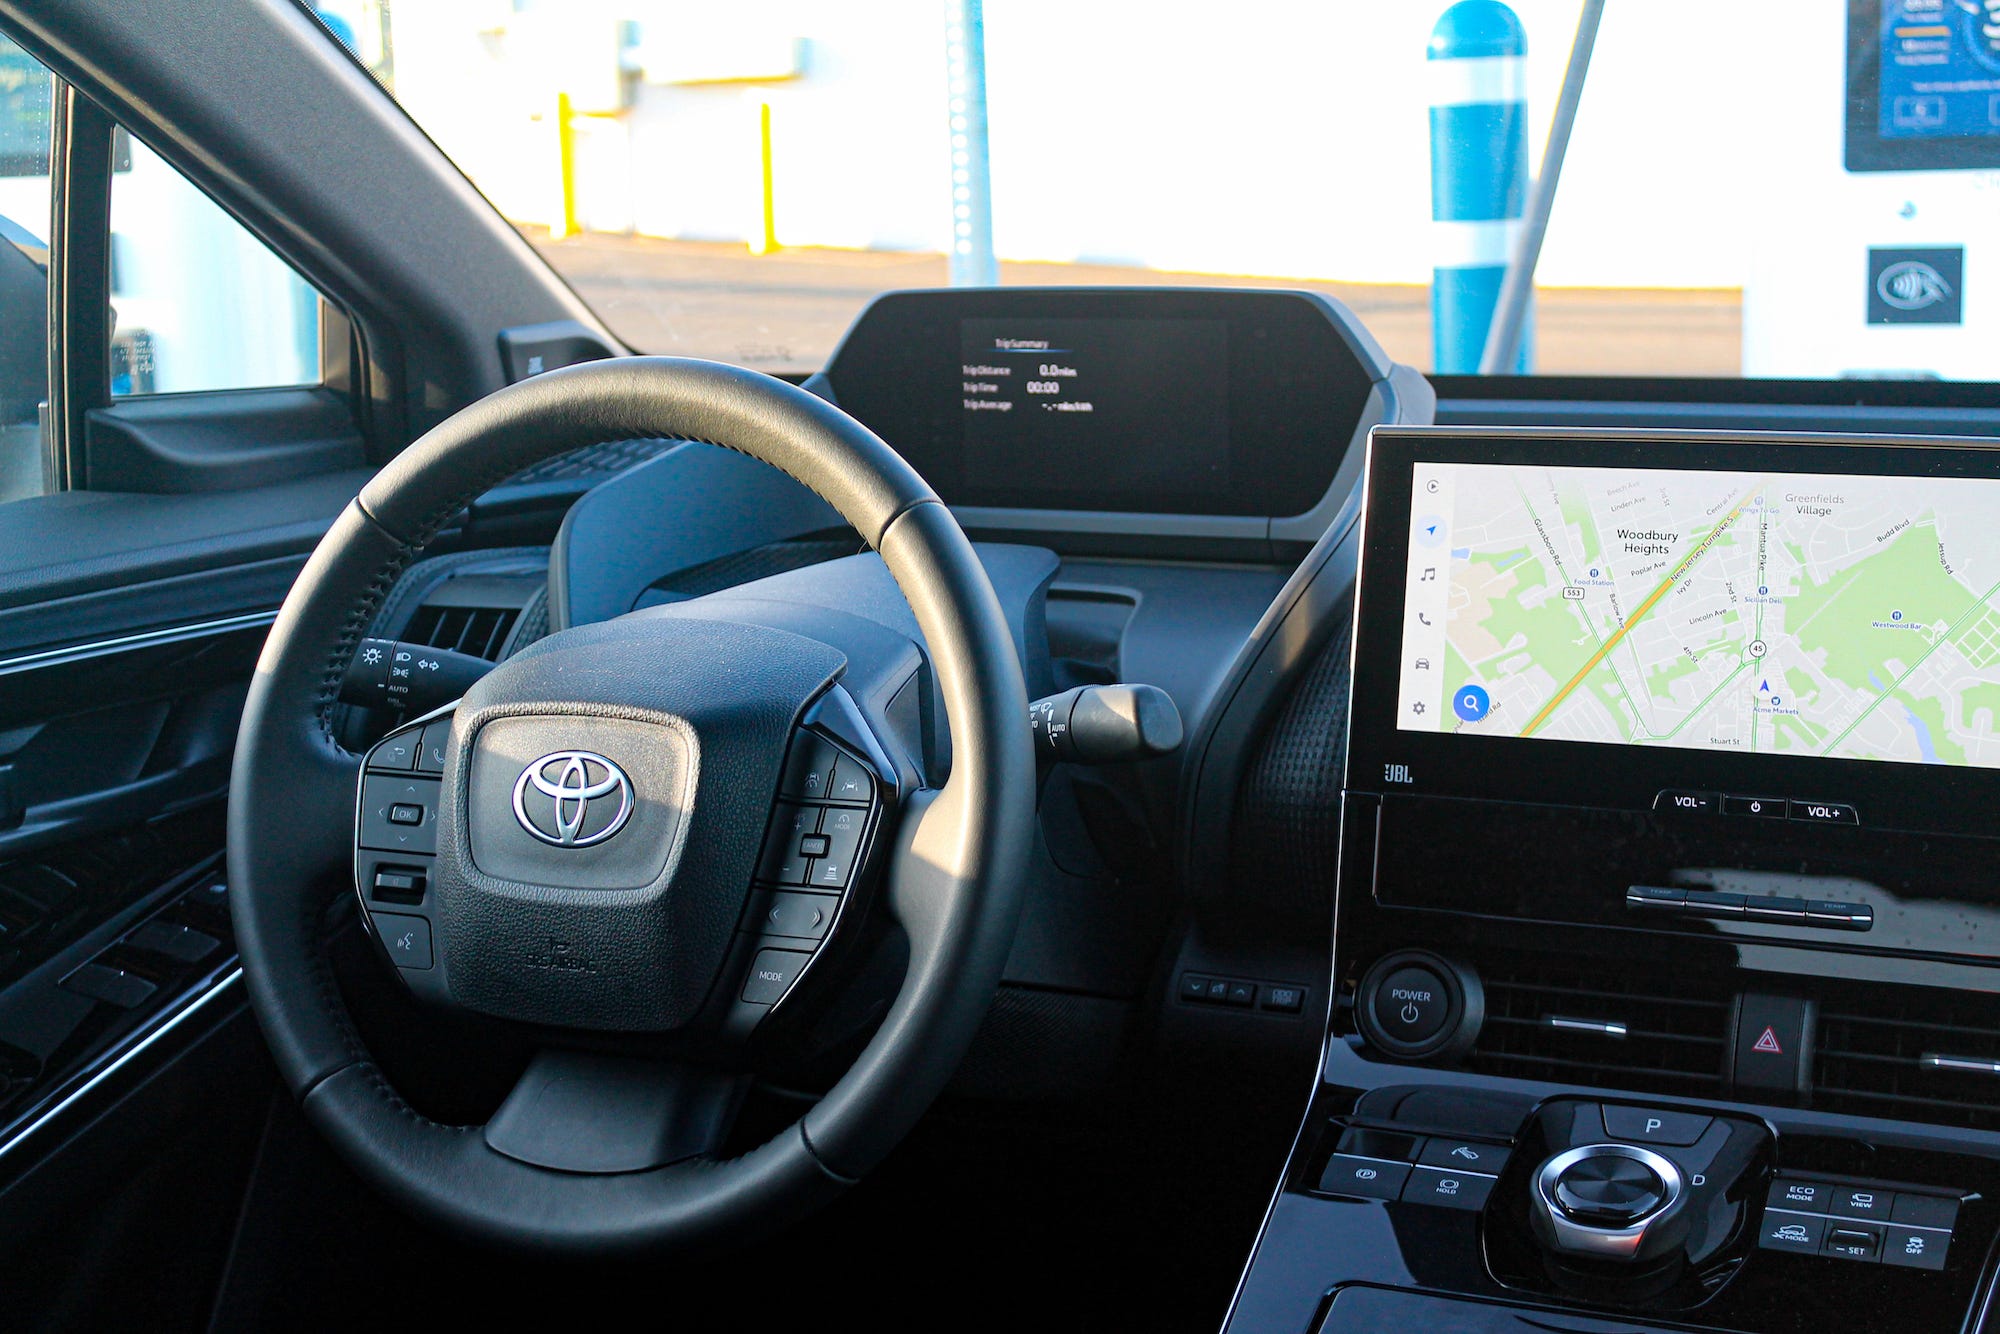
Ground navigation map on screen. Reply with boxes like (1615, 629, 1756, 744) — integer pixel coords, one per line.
(1397, 462, 2000, 769)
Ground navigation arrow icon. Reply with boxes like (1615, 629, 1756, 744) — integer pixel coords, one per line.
(1759, 679, 1770, 692)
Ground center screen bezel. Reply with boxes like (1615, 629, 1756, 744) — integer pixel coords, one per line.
(1348, 427, 2000, 842)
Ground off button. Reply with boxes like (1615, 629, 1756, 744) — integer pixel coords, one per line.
(1374, 964, 1451, 1046)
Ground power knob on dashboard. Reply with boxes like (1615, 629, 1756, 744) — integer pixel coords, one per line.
(1354, 950, 1483, 1061)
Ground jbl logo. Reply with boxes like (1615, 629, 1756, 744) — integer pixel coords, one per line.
(1384, 763, 1414, 785)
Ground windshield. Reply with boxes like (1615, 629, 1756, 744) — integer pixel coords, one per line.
(329, 1, 2000, 384)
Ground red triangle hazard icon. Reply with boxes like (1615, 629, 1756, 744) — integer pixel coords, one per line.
(1752, 1025, 1784, 1055)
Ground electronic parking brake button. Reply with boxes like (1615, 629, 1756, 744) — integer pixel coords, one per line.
(1318, 1155, 1410, 1201)
(1374, 965, 1450, 1046)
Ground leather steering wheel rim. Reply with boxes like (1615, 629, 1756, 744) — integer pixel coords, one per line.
(226, 357, 1033, 1254)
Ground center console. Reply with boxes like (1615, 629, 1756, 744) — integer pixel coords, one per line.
(1226, 428, 2000, 1333)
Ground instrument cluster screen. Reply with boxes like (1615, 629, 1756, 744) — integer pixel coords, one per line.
(958, 317, 1229, 499)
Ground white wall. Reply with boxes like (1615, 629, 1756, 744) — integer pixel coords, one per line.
(380, 1, 1990, 291)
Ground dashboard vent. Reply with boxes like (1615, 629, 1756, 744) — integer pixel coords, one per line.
(402, 604, 520, 662)
(1464, 963, 1730, 1097)
(1816, 996, 2000, 1132)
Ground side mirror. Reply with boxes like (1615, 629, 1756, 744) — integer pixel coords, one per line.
(0, 213, 46, 424)
(0, 212, 47, 499)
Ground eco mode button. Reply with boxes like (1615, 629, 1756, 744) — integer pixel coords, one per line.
(1374, 965, 1450, 1045)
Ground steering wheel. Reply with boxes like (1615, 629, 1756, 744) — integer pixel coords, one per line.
(227, 358, 1034, 1254)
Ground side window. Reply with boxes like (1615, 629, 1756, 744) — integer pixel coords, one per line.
(0, 33, 51, 504)
(108, 134, 321, 397)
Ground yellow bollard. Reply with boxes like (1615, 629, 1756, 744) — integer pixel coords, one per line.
(551, 91, 580, 241)
(751, 99, 779, 255)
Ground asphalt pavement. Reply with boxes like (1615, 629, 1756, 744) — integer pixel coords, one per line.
(526, 228, 1742, 379)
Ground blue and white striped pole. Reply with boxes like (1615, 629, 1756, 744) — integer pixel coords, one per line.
(1428, 2, 1531, 374)
(945, 0, 997, 287)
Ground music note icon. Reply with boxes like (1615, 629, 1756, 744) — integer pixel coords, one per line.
(1419, 567, 1437, 583)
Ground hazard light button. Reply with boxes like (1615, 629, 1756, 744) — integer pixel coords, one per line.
(1734, 994, 1807, 1095)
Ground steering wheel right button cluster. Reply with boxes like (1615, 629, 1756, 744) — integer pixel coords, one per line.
(735, 724, 884, 1019)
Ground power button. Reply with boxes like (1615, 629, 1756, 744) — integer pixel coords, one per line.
(1375, 964, 1450, 1045)
(1356, 950, 1483, 1060)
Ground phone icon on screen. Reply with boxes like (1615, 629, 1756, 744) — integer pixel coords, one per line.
(1417, 612, 1432, 626)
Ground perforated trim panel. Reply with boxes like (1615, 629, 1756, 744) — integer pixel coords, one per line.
(1226, 616, 1352, 920)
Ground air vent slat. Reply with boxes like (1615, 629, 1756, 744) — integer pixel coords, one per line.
(401, 604, 520, 664)
(1817, 996, 2000, 1131)
(1462, 960, 1729, 1098)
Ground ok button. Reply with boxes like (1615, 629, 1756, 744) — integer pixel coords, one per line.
(1374, 964, 1450, 1045)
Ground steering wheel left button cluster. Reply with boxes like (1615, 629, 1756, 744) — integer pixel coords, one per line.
(356, 714, 453, 985)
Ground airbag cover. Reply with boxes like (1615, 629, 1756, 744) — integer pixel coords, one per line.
(431, 614, 846, 1031)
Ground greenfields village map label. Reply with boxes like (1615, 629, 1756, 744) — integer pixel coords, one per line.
(1397, 462, 2000, 768)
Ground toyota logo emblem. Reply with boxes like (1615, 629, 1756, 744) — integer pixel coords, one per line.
(512, 751, 634, 847)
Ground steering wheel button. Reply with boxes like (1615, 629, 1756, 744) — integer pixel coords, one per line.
(370, 912, 433, 970)
(810, 808, 865, 889)
(829, 760, 873, 803)
(742, 948, 811, 1005)
(370, 733, 418, 770)
(360, 775, 439, 854)
(761, 891, 837, 941)
(416, 721, 450, 772)
(780, 737, 843, 801)
(758, 803, 818, 885)
(799, 833, 830, 857)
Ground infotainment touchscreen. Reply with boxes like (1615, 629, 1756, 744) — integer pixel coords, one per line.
(1349, 429, 2000, 841)
(1397, 461, 2000, 770)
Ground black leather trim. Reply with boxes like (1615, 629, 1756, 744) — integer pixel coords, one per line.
(229, 360, 1033, 1252)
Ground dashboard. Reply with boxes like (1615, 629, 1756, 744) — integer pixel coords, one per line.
(324, 291, 2000, 1332)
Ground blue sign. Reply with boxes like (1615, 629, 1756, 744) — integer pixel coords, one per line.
(1878, 1, 2000, 143)
(1453, 684, 1492, 722)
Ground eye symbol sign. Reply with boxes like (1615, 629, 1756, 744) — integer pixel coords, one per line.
(1877, 261, 1952, 311)
(512, 751, 634, 847)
